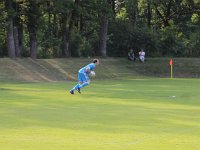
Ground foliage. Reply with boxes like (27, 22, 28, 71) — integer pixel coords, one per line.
(188, 29, 200, 56)
(108, 19, 161, 57)
(0, 1, 7, 56)
(0, 0, 200, 58)
(160, 26, 184, 57)
(69, 32, 94, 57)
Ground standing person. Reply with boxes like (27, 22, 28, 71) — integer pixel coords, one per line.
(139, 49, 145, 63)
(70, 59, 100, 94)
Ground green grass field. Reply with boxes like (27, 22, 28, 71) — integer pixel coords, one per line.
(1, 79, 200, 150)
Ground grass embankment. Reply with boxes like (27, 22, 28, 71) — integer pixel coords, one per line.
(0, 79, 200, 150)
(0, 57, 200, 82)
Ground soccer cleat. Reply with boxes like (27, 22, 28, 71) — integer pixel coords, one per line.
(76, 88, 81, 94)
(70, 90, 74, 94)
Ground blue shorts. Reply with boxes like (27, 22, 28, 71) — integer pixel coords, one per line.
(78, 72, 89, 83)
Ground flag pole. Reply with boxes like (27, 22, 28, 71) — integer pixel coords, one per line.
(170, 58, 173, 79)
(171, 63, 173, 79)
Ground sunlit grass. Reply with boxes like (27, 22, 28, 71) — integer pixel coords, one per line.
(0, 79, 200, 150)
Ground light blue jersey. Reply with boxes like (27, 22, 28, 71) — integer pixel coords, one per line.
(79, 63, 96, 73)
(70, 60, 99, 94)
(77, 63, 96, 83)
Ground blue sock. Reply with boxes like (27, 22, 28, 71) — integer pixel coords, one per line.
(79, 82, 89, 89)
(71, 84, 80, 91)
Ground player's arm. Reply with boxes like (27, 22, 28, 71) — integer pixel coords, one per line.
(85, 67, 91, 73)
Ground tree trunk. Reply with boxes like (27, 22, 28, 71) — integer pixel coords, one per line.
(5, 0, 16, 58)
(74, 0, 80, 30)
(147, 0, 152, 28)
(110, 0, 116, 17)
(13, 26, 20, 57)
(80, 14, 83, 32)
(133, 0, 138, 27)
(28, 18, 37, 59)
(80, 0, 84, 32)
(154, 0, 158, 30)
(30, 33, 37, 59)
(7, 19, 16, 58)
(12, 0, 23, 57)
(18, 24, 23, 55)
(27, 0, 40, 59)
(53, 13, 58, 37)
(99, 15, 108, 57)
(61, 15, 70, 57)
(47, 1, 51, 34)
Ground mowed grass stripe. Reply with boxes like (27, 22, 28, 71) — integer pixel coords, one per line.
(0, 79, 200, 150)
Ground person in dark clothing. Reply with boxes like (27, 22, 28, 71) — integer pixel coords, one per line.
(128, 49, 136, 61)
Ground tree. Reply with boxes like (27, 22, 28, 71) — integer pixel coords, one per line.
(27, 0, 42, 59)
(5, 0, 15, 58)
(13, 1, 23, 57)
(54, 0, 74, 57)
(98, 0, 114, 57)
(99, 14, 108, 57)
(147, 0, 152, 28)
(126, 0, 138, 27)
(0, 1, 7, 56)
(1, 0, 200, 58)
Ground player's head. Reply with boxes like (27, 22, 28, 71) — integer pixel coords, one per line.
(93, 59, 99, 65)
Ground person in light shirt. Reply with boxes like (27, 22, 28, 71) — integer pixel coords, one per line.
(139, 49, 145, 63)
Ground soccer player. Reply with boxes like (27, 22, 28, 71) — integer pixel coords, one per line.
(69, 59, 100, 94)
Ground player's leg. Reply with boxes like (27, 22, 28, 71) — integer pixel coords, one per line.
(70, 73, 86, 94)
(75, 73, 87, 93)
(70, 73, 82, 94)
(71, 83, 80, 91)
(70, 73, 90, 94)
(78, 73, 90, 90)
(79, 80, 90, 88)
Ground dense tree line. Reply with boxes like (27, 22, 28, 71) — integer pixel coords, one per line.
(0, 0, 200, 58)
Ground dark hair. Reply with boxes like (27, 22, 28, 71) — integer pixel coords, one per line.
(93, 59, 98, 63)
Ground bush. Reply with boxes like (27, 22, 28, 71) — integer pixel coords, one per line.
(80, 39, 93, 57)
(37, 47, 53, 58)
(70, 33, 94, 57)
(187, 29, 200, 56)
(107, 20, 161, 57)
(21, 47, 30, 57)
(160, 27, 186, 57)
(37, 32, 62, 58)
